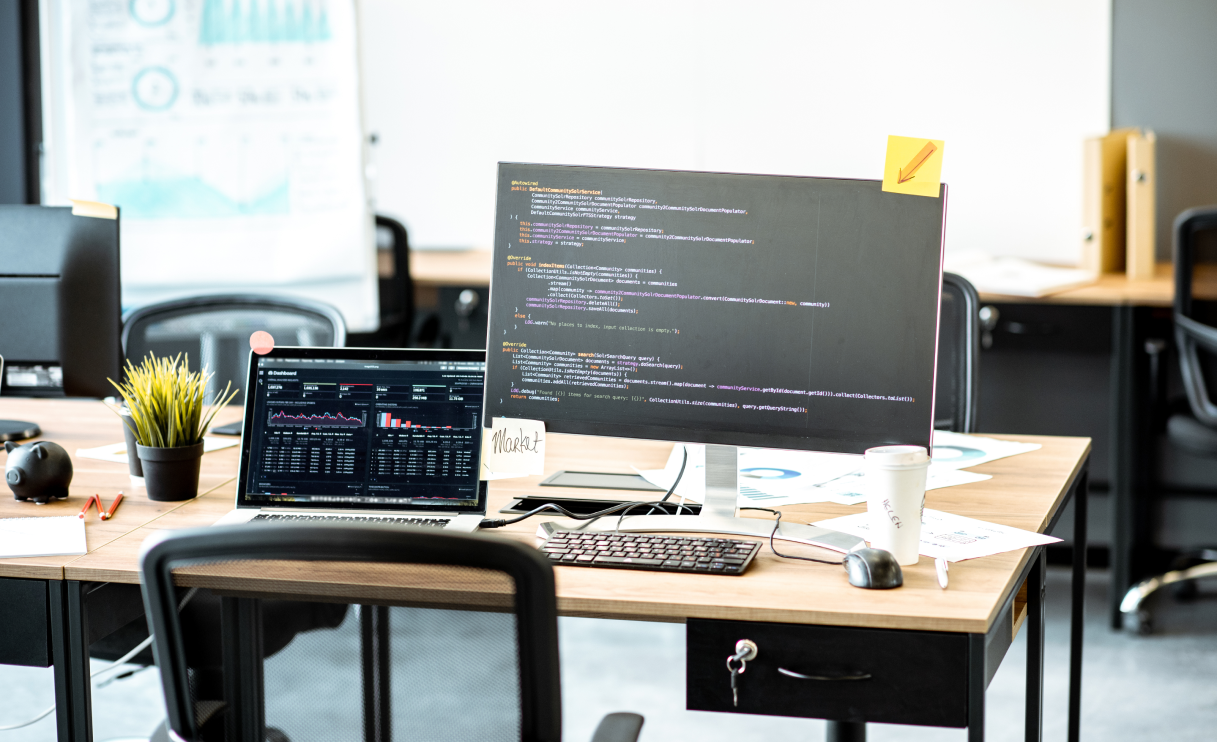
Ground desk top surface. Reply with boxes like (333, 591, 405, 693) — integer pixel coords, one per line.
(410, 249, 1198, 307)
(0, 398, 1088, 634)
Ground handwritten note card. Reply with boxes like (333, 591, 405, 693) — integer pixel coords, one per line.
(484, 418, 547, 476)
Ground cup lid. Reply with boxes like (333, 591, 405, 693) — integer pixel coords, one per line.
(864, 445, 929, 466)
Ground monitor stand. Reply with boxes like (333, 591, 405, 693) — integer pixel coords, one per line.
(543, 444, 865, 555)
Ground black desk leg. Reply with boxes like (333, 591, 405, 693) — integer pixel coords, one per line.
(968, 632, 985, 742)
(1025, 549, 1046, 742)
(361, 605, 392, 742)
(1110, 304, 1136, 629)
(1069, 469, 1088, 742)
(49, 581, 93, 742)
(221, 597, 265, 742)
(825, 720, 864, 742)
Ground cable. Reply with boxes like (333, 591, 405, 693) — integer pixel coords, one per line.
(0, 588, 198, 732)
(657, 445, 689, 504)
(740, 507, 840, 565)
(480, 499, 654, 529)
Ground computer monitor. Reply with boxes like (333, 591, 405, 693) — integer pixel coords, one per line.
(0, 205, 122, 405)
(482, 163, 946, 551)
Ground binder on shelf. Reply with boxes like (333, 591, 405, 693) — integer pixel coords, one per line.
(1080, 127, 1156, 280)
(1127, 130, 1157, 281)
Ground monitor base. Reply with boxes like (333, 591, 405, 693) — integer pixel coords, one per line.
(0, 420, 41, 442)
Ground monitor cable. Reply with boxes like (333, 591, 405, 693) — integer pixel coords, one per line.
(0, 588, 199, 732)
(739, 507, 840, 565)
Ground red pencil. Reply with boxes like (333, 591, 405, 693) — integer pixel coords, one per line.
(78, 495, 99, 519)
(100, 492, 124, 521)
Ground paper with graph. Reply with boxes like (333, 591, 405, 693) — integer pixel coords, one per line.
(42, 0, 377, 329)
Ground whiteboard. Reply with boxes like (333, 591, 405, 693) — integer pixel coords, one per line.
(360, 0, 1111, 266)
(40, 0, 379, 331)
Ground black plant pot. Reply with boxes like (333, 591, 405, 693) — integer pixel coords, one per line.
(136, 442, 204, 502)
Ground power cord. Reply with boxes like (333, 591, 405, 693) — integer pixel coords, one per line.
(480, 446, 692, 529)
(0, 588, 198, 732)
(740, 507, 841, 565)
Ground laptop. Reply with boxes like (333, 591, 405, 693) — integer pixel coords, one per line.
(214, 346, 487, 532)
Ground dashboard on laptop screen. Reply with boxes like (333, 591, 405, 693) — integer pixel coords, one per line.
(238, 353, 486, 511)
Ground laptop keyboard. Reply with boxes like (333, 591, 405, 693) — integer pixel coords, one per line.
(251, 513, 451, 528)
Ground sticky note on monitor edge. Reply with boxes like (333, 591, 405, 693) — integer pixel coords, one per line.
(482, 417, 547, 476)
(881, 136, 945, 198)
(70, 199, 118, 219)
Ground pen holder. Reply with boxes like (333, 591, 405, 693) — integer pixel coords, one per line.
(136, 442, 204, 502)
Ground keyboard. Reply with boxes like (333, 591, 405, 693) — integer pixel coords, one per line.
(251, 513, 450, 528)
(539, 531, 761, 575)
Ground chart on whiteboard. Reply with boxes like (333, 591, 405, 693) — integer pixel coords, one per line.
(44, 0, 375, 328)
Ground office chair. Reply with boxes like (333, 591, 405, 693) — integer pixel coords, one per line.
(348, 215, 417, 348)
(122, 294, 346, 406)
(139, 524, 645, 742)
(1121, 207, 1217, 634)
(935, 272, 981, 433)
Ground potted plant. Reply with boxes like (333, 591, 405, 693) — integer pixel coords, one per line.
(109, 354, 237, 502)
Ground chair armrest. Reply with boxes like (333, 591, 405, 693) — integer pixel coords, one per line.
(590, 712, 645, 742)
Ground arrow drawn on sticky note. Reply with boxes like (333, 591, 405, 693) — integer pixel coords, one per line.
(898, 141, 938, 184)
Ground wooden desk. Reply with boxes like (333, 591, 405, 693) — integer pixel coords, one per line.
(0, 397, 243, 741)
(1, 400, 1089, 742)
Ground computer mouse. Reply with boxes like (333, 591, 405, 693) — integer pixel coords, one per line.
(843, 548, 903, 589)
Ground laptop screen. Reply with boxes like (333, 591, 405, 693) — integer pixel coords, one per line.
(236, 347, 488, 513)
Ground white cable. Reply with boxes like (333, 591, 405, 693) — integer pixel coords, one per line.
(0, 588, 198, 732)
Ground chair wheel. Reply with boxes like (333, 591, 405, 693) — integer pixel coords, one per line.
(1126, 609, 1153, 636)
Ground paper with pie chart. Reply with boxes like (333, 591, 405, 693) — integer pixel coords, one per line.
(929, 431, 1042, 470)
(635, 432, 1040, 508)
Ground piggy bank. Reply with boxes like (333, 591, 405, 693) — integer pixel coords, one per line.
(4, 441, 73, 504)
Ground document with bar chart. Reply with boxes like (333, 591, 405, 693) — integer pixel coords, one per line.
(41, 0, 377, 329)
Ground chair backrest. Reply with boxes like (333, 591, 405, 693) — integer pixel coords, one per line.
(1173, 207, 1217, 427)
(934, 272, 981, 433)
(376, 215, 416, 346)
(140, 524, 561, 742)
(122, 295, 346, 405)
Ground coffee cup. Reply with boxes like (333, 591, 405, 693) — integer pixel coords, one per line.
(864, 445, 929, 566)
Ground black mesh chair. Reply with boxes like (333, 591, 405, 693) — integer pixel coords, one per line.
(348, 215, 416, 348)
(140, 524, 644, 742)
(122, 295, 346, 406)
(934, 272, 981, 433)
(1121, 207, 1217, 633)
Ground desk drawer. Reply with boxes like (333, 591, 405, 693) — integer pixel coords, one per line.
(687, 618, 969, 727)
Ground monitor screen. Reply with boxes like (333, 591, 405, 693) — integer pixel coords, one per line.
(483, 164, 946, 454)
(238, 349, 487, 511)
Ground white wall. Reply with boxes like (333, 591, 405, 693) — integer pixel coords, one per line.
(359, 0, 1110, 265)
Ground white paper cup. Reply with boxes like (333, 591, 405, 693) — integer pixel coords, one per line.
(864, 445, 929, 566)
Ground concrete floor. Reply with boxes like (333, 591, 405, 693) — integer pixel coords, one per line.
(0, 567, 1214, 741)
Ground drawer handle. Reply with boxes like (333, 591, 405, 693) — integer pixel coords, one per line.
(777, 667, 872, 682)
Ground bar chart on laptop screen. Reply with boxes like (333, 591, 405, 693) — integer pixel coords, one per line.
(245, 359, 484, 507)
